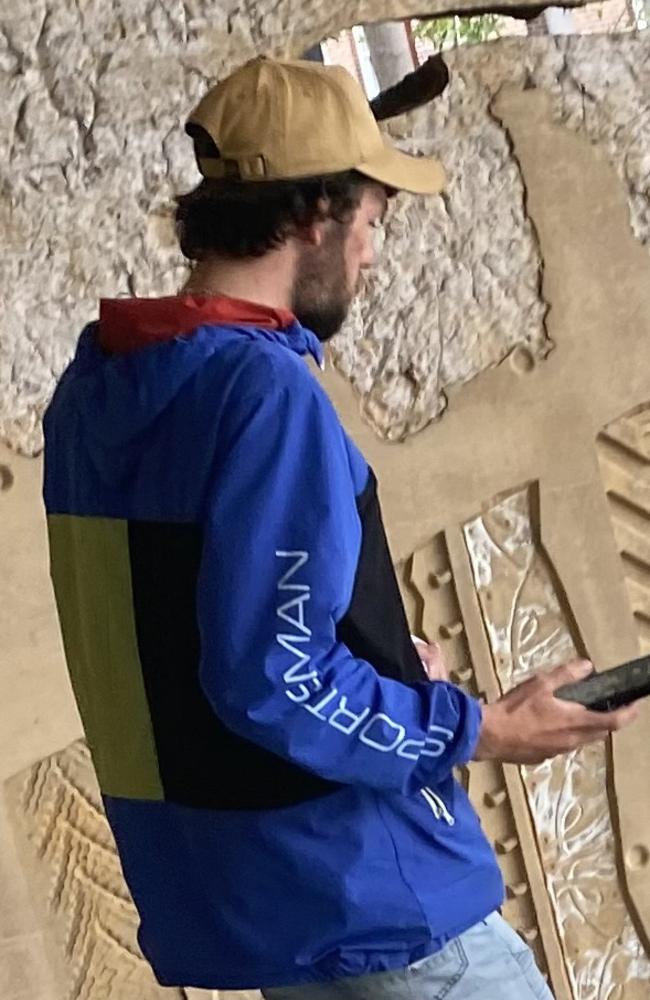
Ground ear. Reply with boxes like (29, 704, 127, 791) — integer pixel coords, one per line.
(295, 196, 331, 248)
(294, 217, 329, 249)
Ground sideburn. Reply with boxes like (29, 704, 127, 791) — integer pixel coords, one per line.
(291, 224, 353, 343)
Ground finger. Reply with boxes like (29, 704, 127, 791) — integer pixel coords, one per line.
(426, 662, 449, 682)
(419, 642, 448, 681)
(548, 658, 594, 691)
(417, 643, 445, 679)
(598, 702, 640, 732)
(575, 701, 640, 733)
(557, 730, 609, 754)
(579, 730, 610, 746)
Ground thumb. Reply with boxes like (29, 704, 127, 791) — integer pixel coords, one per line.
(548, 658, 594, 690)
(416, 641, 448, 681)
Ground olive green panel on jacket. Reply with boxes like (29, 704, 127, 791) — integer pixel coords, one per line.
(47, 514, 164, 800)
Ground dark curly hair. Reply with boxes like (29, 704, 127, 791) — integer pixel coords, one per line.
(175, 170, 372, 261)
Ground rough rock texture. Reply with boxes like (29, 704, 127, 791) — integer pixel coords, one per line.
(1, 15, 649, 451)
(332, 32, 650, 438)
(332, 80, 551, 440)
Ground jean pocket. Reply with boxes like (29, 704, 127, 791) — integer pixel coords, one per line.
(407, 937, 469, 1000)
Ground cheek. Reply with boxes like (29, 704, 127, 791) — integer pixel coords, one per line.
(345, 232, 372, 284)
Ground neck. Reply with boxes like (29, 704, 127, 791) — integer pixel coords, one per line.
(181, 249, 295, 311)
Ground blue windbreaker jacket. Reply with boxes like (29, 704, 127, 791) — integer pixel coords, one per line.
(43, 295, 503, 990)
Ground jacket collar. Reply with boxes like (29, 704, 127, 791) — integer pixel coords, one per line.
(98, 294, 324, 367)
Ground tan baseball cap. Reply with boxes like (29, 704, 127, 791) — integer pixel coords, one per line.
(186, 56, 446, 195)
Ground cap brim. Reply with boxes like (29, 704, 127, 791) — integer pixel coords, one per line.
(357, 139, 446, 195)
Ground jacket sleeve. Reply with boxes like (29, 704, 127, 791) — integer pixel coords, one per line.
(197, 357, 482, 795)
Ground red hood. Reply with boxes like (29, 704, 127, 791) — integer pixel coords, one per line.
(98, 294, 296, 355)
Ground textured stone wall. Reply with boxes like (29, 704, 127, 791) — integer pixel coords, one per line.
(334, 33, 650, 438)
(3, 7, 650, 1000)
(2, 11, 649, 451)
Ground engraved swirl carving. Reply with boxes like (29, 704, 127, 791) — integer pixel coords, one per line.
(463, 484, 650, 999)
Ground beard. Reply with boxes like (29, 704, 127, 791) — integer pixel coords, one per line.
(290, 225, 354, 343)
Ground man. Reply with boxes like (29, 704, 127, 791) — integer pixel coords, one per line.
(44, 57, 636, 999)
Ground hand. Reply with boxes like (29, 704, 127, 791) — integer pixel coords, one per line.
(474, 659, 639, 765)
(413, 638, 449, 682)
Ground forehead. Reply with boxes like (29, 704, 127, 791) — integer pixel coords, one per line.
(358, 183, 389, 216)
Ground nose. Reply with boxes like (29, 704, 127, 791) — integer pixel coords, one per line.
(360, 240, 378, 270)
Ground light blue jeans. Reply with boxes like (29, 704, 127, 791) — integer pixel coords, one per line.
(261, 912, 554, 1000)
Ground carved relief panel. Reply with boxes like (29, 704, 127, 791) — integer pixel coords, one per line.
(4, 31, 650, 1000)
(377, 84, 650, 999)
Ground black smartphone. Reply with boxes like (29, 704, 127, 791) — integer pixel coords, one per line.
(555, 654, 650, 712)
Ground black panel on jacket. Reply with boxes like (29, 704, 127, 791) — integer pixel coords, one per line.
(128, 520, 338, 810)
(336, 471, 426, 685)
(127, 470, 424, 812)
